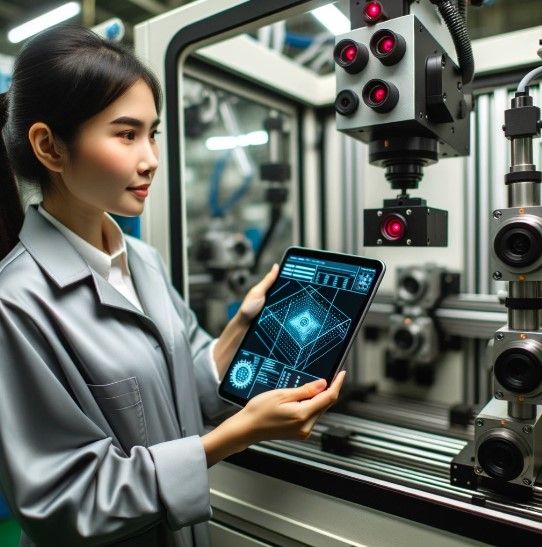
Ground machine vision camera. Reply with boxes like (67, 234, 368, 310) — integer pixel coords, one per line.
(334, 1, 472, 247)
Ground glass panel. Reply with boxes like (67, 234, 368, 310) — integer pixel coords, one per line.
(182, 72, 296, 335)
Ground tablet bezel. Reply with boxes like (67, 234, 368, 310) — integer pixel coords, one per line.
(217, 246, 385, 407)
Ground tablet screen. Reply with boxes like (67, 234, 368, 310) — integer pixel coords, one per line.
(219, 248, 384, 405)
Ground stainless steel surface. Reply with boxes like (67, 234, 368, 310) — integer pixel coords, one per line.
(508, 180, 541, 206)
(510, 138, 535, 174)
(509, 401, 537, 420)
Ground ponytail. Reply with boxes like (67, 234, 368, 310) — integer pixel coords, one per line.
(0, 92, 23, 261)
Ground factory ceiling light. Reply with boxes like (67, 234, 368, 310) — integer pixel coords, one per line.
(8, 2, 81, 44)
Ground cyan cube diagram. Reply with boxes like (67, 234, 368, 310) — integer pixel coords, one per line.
(258, 285, 351, 370)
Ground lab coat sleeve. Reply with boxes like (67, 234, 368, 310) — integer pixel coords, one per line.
(154, 250, 234, 422)
(0, 299, 211, 547)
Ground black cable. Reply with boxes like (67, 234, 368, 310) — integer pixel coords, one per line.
(457, 0, 467, 21)
(252, 204, 282, 274)
(431, 0, 474, 84)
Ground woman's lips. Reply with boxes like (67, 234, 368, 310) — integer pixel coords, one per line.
(127, 185, 149, 199)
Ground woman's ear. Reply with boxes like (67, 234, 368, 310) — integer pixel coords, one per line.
(28, 122, 67, 173)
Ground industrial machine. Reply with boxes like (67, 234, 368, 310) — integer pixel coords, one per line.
(135, 1, 542, 545)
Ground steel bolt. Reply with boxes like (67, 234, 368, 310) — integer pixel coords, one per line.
(523, 425, 533, 434)
(474, 466, 483, 475)
(475, 419, 484, 427)
(495, 391, 504, 399)
(406, 209, 412, 216)
(493, 271, 502, 280)
(377, 210, 383, 217)
(406, 239, 412, 246)
(376, 239, 383, 246)
(493, 210, 503, 219)
(523, 478, 532, 486)
(496, 333, 504, 341)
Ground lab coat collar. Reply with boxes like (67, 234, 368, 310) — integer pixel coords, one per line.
(19, 204, 175, 353)
(19, 204, 92, 288)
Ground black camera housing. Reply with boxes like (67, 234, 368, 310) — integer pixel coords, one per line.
(364, 197, 447, 246)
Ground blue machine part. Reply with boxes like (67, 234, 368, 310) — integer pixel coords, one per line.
(0, 494, 10, 519)
(209, 151, 253, 217)
(229, 359, 255, 390)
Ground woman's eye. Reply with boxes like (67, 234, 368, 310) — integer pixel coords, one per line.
(150, 130, 161, 140)
(120, 130, 136, 141)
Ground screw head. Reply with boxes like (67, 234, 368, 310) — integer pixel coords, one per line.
(376, 239, 383, 246)
(523, 425, 533, 434)
(493, 210, 503, 219)
(493, 271, 502, 280)
(523, 478, 532, 486)
(377, 210, 383, 217)
(406, 239, 412, 246)
(406, 209, 412, 216)
(495, 391, 504, 399)
(496, 332, 504, 340)
(474, 466, 483, 475)
(475, 419, 484, 427)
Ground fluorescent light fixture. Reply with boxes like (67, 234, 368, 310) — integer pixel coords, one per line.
(8, 2, 81, 44)
(206, 130, 268, 151)
(311, 4, 350, 35)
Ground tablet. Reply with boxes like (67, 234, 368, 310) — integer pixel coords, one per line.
(218, 247, 385, 407)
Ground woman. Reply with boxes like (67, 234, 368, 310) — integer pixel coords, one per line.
(0, 25, 344, 547)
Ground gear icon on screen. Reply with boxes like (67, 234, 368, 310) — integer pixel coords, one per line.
(230, 359, 255, 389)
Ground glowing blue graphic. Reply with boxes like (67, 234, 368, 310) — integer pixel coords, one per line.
(230, 359, 255, 389)
(258, 285, 351, 370)
(288, 311, 320, 343)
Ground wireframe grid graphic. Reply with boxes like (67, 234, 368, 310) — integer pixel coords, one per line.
(257, 285, 351, 371)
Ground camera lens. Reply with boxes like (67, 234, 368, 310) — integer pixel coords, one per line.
(370, 30, 406, 65)
(381, 213, 406, 240)
(334, 40, 369, 74)
(335, 90, 359, 116)
(393, 328, 416, 350)
(478, 436, 524, 481)
(363, 1, 384, 24)
(402, 276, 420, 296)
(494, 221, 542, 268)
(363, 79, 399, 113)
(494, 347, 542, 393)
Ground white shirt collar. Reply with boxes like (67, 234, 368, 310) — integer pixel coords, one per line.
(37, 204, 128, 280)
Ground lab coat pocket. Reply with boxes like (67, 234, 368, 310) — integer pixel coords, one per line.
(87, 377, 148, 454)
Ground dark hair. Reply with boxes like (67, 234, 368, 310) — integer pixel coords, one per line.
(0, 24, 162, 260)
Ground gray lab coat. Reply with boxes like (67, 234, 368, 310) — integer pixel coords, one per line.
(0, 205, 231, 547)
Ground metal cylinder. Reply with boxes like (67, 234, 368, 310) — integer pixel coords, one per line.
(507, 181, 541, 207)
(510, 138, 535, 173)
(508, 281, 541, 330)
(268, 130, 281, 163)
(508, 401, 536, 420)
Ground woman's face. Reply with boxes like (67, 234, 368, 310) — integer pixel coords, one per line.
(59, 78, 160, 217)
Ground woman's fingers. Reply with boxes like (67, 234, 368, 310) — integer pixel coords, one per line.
(279, 378, 327, 403)
(253, 263, 279, 296)
(300, 370, 346, 414)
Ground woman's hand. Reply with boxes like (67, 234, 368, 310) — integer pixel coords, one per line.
(202, 371, 346, 466)
(213, 264, 279, 378)
(237, 263, 279, 324)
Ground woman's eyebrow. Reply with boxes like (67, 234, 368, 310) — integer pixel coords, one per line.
(110, 116, 161, 128)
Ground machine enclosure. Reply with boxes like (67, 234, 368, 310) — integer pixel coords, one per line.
(335, 14, 470, 159)
(475, 398, 542, 487)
